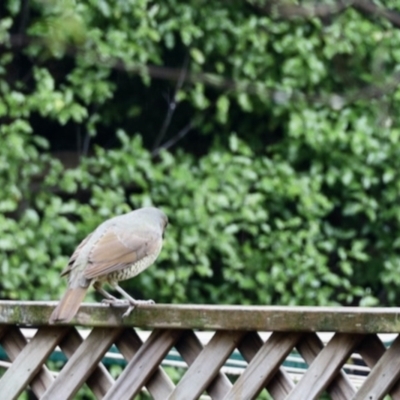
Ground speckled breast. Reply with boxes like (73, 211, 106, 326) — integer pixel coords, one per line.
(106, 252, 160, 282)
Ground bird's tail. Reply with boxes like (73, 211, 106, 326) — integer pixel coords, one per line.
(49, 287, 88, 324)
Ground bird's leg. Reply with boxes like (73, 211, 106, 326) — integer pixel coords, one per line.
(113, 284, 155, 317)
(93, 281, 128, 307)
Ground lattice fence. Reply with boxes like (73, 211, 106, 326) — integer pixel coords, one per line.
(1, 301, 400, 399)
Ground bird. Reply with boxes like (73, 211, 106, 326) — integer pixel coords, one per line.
(49, 207, 168, 323)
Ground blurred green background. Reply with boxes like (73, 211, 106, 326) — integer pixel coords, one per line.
(1, 0, 400, 309)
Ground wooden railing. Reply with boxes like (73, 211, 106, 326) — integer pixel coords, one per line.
(1, 301, 400, 399)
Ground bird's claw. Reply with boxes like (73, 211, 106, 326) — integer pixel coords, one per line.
(102, 298, 129, 307)
(102, 297, 155, 317)
(122, 305, 135, 318)
(133, 299, 155, 306)
(121, 299, 155, 318)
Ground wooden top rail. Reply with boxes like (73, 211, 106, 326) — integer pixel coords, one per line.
(1, 301, 400, 332)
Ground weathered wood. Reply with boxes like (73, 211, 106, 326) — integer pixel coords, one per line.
(0, 325, 8, 340)
(3, 302, 400, 399)
(42, 327, 123, 400)
(168, 330, 246, 400)
(3, 301, 400, 332)
(0, 326, 55, 397)
(357, 334, 387, 366)
(0, 326, 69, 400)
(58, 327, 115, 399)
(104, 328, 183, 400)
(357, 334, 400, 399)
(286, 333, 364, 399)
(225, 332, 301, 400)
(355, 334, 400, 400)
(115, 328, 175, 400)
(297, 333, 356, 399)
(238, 331, 295, 399)
(175, 329, 233, 399)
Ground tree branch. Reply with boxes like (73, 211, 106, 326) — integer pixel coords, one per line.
(152, 53, 189, 152)
(6, 33, 400, 109)
(352, 0, 400, 29)
(255, 0, 400, 29)
(255, 0, 352, 19)
(152, 122, 193, 158)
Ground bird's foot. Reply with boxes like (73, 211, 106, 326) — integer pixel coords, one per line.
(121, 299, 155, 318)
(130, 299, 155, 306)
(102, 298, 129, 307)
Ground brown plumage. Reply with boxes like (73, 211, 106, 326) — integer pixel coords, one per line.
(49, 207, 168, 323)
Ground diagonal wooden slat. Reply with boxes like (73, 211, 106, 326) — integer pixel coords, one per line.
(354, 334, 400, 400)
(115, 328, 175, 400)
(357, 334, 400, 399)
(224, 332, 301, 400)
(42, 327, 123, 400)
(357, 334, 388, 366)
(297, 333, 356, 399)
(58, 327, 115, 399)
(167, 330, 246, 400)
(175, 329, 232, 399)
(286, 333, 364, 399)
(0, 325, 8, 340)
(104, 328, 183, 400)
(0, 326, 55, 398)
(238, 331, 295, 400)
(0, 326, 69, 400)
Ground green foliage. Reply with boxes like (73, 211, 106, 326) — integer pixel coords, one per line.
(1, 0, 400, 309)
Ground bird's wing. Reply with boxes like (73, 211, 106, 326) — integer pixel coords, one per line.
(60, 232, 93, 277)
(83, 225, 161, 279)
